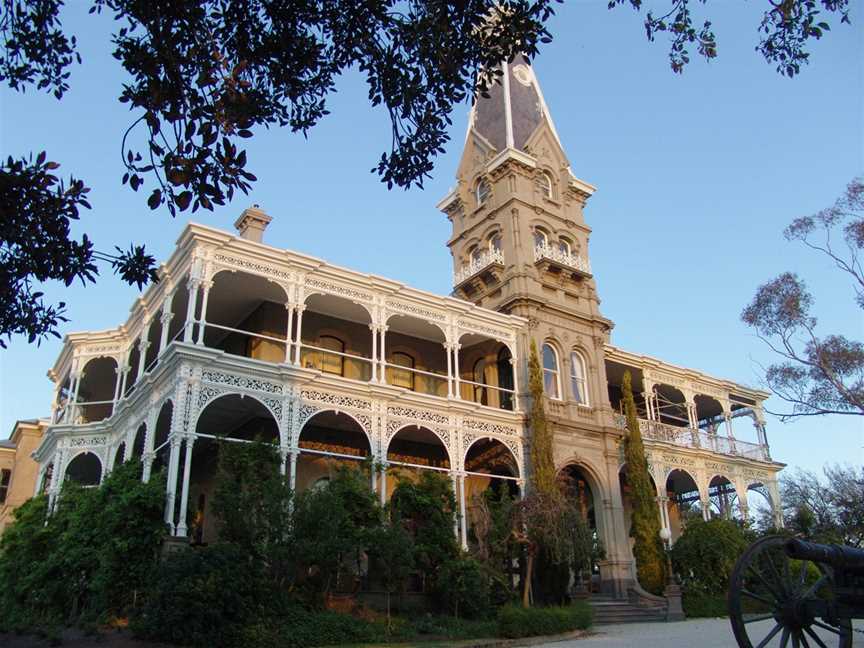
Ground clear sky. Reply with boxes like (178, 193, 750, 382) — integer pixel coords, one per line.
(1, 1, 862, 476)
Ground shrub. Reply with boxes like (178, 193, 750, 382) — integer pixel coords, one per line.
(433, 556, 491, 619)
(237, 607, 399, 647)
(671, 518, 752, 598)
(497, 602, 592, 639)
(0, 460, 166, 631)
(682, 593, 728, 618)
(131, 543, 264, 647)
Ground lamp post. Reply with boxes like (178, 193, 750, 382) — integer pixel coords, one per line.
(659, 527, 685, 621)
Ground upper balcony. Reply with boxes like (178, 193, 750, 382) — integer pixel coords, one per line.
(47, 222, 528, 429)
(534, 242, 591, 277)
(453, 248, 505, 288)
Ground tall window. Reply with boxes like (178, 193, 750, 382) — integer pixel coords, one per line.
(489, 233, 502, 254)
(0, 469, 11, 504)
(476, 178, 491, 206)
(469, 245, 482, 264)
(319, 335, 344, 376)
(536, 171, 553, 198)
(542, 344, 561, 399)
(497, 346, 514, 411)
(533, 228, 548, 249)
(558, 238, 572, 256)
(570, 351, 588, 405)
(473, 358, 488, 405)
(391, 352, 415, 390)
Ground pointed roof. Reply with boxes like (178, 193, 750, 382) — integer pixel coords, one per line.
(468, 55, 564, 153)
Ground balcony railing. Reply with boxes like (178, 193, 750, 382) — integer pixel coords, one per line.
(454, 249, 504, 286)
(613, 415, 770, 462)
(534, 244, 591, 275)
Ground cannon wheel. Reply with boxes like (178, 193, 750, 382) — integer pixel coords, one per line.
(728, 536, 853, 648)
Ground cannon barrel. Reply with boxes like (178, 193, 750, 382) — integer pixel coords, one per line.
(785, 538, 864, 573)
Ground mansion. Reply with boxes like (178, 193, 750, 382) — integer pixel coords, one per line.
(5, 57, 784, 598)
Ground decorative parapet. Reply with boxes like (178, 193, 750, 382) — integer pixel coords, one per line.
(613, 415, 770, 463)
(533, 244, 591, 276)
(453, 249, 505, 286)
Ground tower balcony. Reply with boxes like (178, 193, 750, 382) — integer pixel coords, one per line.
(533, 243, 591, 277)
(453, 249, 505, 291)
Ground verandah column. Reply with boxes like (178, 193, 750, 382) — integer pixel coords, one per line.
(158, 290, 175, 355)
(445, 342, 454, 397)
(292, 305, 306, 365)
(195, 281, 213, 345)
(183, 278, 201, 342)
(378, 325, 388, 384)
(284, 303, 295, 364)
(453, 343, 462, 399)
(458, 472, 468, 549)
(164, 435, 183, 533)
(510, 354, 520, 411)
(176, 436, 196, 537)
(111, 364, 123, 413)
(370, 324, 379, 382)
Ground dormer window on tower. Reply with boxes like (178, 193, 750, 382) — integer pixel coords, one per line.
(476, 178, 491, 207)
(536, 171, 553, 199)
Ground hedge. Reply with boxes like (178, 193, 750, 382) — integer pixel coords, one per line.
(497, 602, 593, 639)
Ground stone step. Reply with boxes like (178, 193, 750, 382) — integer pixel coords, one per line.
(588, 597, 667, 625)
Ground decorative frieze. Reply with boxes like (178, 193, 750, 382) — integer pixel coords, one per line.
(212, 253, 293, 282)
(305, 277, 373, 305)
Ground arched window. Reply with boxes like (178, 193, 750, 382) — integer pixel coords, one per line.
(533, 228, 548, 249)
(536, 171, 553, 199)
(558, 238, 572, 257)
(497, 346, 514, 411)
(570, 351, 588, 405)
(473, 358, 488, 406)
(542, 344, 561, 399)
(469, 245, 482, 264)
(319, 335, 344, 376)
(476, 178, 491, 207)
(489, 233, 502, 254)
(391, 352, 415, 390)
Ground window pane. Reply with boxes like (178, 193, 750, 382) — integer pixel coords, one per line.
(543, 369, 559, 399)
(319, 336, 344, 375)
(391, 352, 414, 389)
(490, 234, 502, 252)
(542, 344, 557, 371)
(559, 240, 570, 255)
(534, 230, 546, 248)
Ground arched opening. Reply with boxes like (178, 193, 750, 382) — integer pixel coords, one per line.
(76, 357, 117, 423)
(113, 442, 126, 468)
(299, 293, 373, 380)
(65, 452, 102, 486)
(142, 316, 162, 373)
(296, 411, 370, 494)
(38, 463, 54, 494)
(124, 342, 141, 396)
(131, 423, 146, 461)
(385, 426, 451, 499)
(385, 315, 448, 397)
(458, 333, 515, 409)
(652, 383, 689, 428)
(619, 463, 660, 552)
(189, 393, 281, 543)
(464, 437, 519, 504)
(166, 282, 190, 347)
(202, 270, 290, 363)
(559, 464, 603, 592)
(533, 227, 549, 249)
(708, 475, 738, 520)
(475, 177, 491, 207)
(536, 171, 553, 199)
(664, 469, 701, 542)
(150, 400, 173, 474)
(54, 372, 72, 423)
(746, 482, 776, 530)
(497, 347, 514, 411)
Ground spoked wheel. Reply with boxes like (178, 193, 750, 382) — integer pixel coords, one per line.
(728, 536, 853, 648)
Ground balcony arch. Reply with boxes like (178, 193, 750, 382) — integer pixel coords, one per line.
(458, 332, 516, 409)
(124, 340, 142, 396)
(142, 316, 162, 374)
(296, 410, 371, 493)
(299, 292, 374, 380)
(386, 425, 451, 471)
(463, 437, 520, 495)
(76, 356, 118, 423)
(652, 383, 689, 428)
(744, 481, 777, 528)
(384, 314, 448, 397)
(165, 280, 190, 347)
(664, 468, 702, 541)
(201, 270, 291, 363)
(150, 399, 173, 473)
(708, 474, 740, 520)
(65, 452, 102, 486)
(113, 441, 126, 469)
(188, 392, 281, 543)
(131, 422, 146, 461)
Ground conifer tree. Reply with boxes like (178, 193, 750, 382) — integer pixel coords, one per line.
(621, 370, 667, 595)
(528, 339, 556, 497)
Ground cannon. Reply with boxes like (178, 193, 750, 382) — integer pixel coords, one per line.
(728, 535, 864, 647)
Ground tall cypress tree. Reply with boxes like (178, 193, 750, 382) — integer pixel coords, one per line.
(528, 339, 556, 497)
(621, 370, 666, 595)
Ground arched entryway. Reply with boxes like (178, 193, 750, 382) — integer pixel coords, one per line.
(186, 393, 281, 542)
(558, 463, 604, 593)
(664, 468, 701, 541)
(65, 452, 103, 486)
(708, 474, 740, 521)
(295, 411, 371, 493)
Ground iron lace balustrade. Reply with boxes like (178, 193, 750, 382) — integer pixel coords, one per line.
(533, 243, 591, 275)
(453, 249, 505, 286)
(613, 415, 770, 462)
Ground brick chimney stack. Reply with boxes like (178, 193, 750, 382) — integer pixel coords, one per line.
(234, 205, 272, 243)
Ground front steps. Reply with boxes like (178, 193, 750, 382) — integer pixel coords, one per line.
(589, 595, 667, 624)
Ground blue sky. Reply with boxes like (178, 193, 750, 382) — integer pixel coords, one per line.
(1, 1, 861, 475)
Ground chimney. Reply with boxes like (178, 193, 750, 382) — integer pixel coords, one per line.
(234, 205, 272, 243)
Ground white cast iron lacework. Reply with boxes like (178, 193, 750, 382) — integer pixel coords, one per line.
(69, 436, 108, 448)
(462, 418, 518, 437)
(385, 420, 451, 448)
(201, 371, 284, 395)
(386, 406, 448, 425)
(304, 277, 373, 305)
(212, 253, 294, 282)
(385, 300, 447, 323)
(456, 320, 513, 343)
(299, 390, 372, 411)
